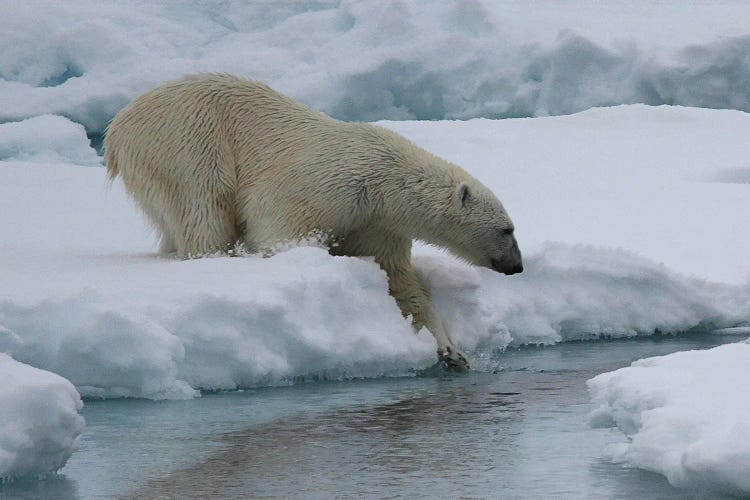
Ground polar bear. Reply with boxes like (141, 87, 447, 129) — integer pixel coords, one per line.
(105, 74, 523, 371)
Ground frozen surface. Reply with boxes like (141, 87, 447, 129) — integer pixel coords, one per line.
(588, 339, 750, 495)
(1, 106, 749, 400)
(0, 115, 100, 166)
(2, 1, 750, 135)
(0, 353, 84, 481)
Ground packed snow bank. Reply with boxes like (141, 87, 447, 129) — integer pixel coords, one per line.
(588, 340, 750, 495)
(1, 106, 749, 399)
(0, 115, 100, 166)
(0, 353, 84, 481)
(0, 247, 435, 399)
(422, 245, 747, 355)
(2, 1, 750, 135)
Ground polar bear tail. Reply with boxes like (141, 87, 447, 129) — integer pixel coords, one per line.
(103, 127, 120, 181)
(104, 152, 119, 181)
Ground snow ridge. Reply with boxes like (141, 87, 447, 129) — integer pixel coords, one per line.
(2, 1, 750, 136)
(1, 242, 747, 400)
(0, 115, 100, 166)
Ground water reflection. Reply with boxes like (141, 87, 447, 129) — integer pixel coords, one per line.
(133, 382, 524, 498)
(129, 336, 739, 499)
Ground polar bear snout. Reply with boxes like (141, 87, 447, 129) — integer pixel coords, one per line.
(490, 236, 523, 275)
(491, 258, 523, 275)
(503, 263, 524, 275)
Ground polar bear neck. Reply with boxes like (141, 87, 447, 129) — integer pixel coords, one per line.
(356, 124, 473, 251)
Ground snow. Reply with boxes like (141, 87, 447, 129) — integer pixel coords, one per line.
(0, 115, 100, 166)
(2, 1, 750, 135)
(1, 105, 749, 400)
(588, 339, 750, 495)
(0, 353, 84, 481)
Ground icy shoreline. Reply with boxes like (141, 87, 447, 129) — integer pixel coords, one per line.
(0, 353, 84, 481)
(3, 238, 745, 400)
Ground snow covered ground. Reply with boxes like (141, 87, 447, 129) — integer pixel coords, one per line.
(0, 353, 84, 481)
(2, 0, 750, 136)
(588, 339, 750, 495)
(1, 105, 748, 402)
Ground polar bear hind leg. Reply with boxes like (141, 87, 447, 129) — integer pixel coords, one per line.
(125, 164, 238, 259)
(169, 188, 237, 258)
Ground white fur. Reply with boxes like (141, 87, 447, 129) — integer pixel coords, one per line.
(105, 74, 522, 369)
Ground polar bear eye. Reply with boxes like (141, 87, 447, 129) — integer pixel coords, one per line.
(502, 227, 514, 236)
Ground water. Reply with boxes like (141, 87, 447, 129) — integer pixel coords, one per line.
(1, 334, 741, 499)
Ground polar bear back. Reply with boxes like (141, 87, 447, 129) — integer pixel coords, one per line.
(107, 75, 408, 251)
(105, 74, 494, 259)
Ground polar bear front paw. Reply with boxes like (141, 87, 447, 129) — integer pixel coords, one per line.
(438, 346, 470, 372)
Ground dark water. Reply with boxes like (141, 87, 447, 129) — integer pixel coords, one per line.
(1, 334, 741, 499)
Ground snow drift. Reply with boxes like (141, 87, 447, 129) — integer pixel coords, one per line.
(0, 115, 100, 166)
(1, 105, 749, 399)
(588, 340, 750, 495)
(2, 1, 750, 137)
(0, 353, 84, 481)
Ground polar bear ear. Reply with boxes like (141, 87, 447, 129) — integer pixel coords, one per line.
(456, 183, 471, 209)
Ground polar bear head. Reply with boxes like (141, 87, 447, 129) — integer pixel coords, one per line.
(371, 126, 523, 275)
(425, 176, 523, 276)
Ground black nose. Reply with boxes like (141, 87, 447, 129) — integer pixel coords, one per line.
(503, 264, 523, 275)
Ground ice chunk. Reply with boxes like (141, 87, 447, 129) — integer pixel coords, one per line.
(588, 341, 750, 495)
(0, 353, 84, 481)
(0, 115, 100, 166)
